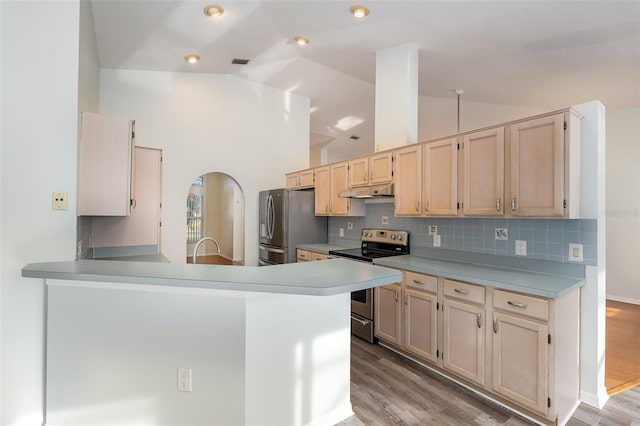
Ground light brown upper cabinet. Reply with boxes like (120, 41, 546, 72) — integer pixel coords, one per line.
(315, 162, 365, 216)
(461, 128, 505, 216)
(78, 112, 135, 216)
(286, 169, 314, 190)
(393, 145, 422, 216)
(508, 111, 580, 218)
(348, 151, 393, 188)
(423, 137, 458, 216)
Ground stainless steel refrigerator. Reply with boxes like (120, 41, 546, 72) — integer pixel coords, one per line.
(259, 188, 327, 265)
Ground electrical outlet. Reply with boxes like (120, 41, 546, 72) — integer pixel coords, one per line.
(495, 228, 508, 240)
(429, 225, 438, 235)
(347, 222, 353, 230)
(339, 228, 344, 237)
(569, 243, 583, 262)
(381, 216, 389, 225)
(178, 368, 192, 392)
(515, 240, 527, 256)
(77, 241, 82, 258)
(52, 191, 68, 210)
(433, 235, 441, 247)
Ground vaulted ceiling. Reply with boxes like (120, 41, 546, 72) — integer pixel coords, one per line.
(91, 0, 640, 160)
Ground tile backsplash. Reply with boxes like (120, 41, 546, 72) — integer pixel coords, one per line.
(328, 201, 597, 266)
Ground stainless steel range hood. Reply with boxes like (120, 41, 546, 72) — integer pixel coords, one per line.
(338, 183, 394, 199)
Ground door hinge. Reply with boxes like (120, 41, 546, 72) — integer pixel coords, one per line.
(437, 302, 440, 310)
(564, 121, 567, 131)
(548, 397, 551, 408)
(548, 334, 551, 344)
(159, 202, 162, 208)
(456, 202, 460, 210)
(159, 221, 162, 227)
(437, 349, 440, 358)
(391, 170, 394, 177)
(563, 199, 567, 209)
(457, 143, 460, 150)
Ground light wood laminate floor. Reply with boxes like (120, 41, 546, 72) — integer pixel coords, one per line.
(339, 337, 640, 426)
(606, 300, 640, 395)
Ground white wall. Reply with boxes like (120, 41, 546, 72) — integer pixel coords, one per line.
(1, 2, 82, 424)
(605, 108, 640, 303)
(99, 69, 310, 265)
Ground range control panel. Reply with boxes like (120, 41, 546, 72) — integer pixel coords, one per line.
(361, 228, 409, 247)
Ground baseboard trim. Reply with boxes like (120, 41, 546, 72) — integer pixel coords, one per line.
(580, 389, 609, 409)
(606, 295, 640, 305)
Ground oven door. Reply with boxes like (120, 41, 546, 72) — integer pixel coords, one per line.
(351, 288, 374, 319)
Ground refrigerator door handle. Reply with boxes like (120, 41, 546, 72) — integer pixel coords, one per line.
(267, 195, 275, 239)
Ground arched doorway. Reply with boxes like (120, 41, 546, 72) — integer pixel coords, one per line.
(186, 172, 244, 265)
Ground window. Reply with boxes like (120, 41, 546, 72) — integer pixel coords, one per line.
(187, 177, 203, 242)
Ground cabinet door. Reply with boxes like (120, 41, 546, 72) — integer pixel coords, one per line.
(462, 128, 505, 216)
(78, 112, 134, 216)
(423, 138, 458, 216)
(393, 145, 422, 216)
(330, 162, 350, 215)
(286, 173, 299, 189)
(404, 289, 438, 363)
(91, 147, 162, 248)
(442, 299, 485, 386)
(509, 113, 564, 217)
(349, 157, 369, 187)
(299, 169, 315, 188)
(375, 284, 402, 346)
(369, 152, 393, 185)
(296, 249, 312, 262)
(492, 312, 549, 415)
(314, 166, 330, 216)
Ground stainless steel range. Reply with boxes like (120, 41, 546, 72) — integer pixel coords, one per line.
(329, 228, 410, 343)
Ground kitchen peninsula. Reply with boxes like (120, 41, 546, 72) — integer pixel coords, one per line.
(22, 259, 401, 426)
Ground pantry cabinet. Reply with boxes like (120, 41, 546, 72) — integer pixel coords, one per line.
(78, 112, 135, 216)
(442, 280, 486, 386)
(423, 137, 458, 216)
(348, 152, 393, 188)
(393, 145, 422, 216)
(461, 127, 505, 216)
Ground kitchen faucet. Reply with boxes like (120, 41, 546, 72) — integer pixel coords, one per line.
(192, 237, 221, 264)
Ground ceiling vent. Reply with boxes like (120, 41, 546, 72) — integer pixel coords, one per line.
(350, 135, 360, 140)
(231, 58, 250, 65)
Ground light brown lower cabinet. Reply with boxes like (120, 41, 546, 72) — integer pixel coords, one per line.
(374, 272, 580, 425)
(296, 249, 331, 262)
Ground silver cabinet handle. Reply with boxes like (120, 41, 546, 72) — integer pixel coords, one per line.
(413, 279, 425, 285)
(511, 197, 517, 211)
(415, 201, 420, 212)
(424, 201, 429, 212)
(351, 315, 371, 326)
(404, 294, 408, 305)
(454, 288, 469, 295)
(477, 313, 482, 329)
(496, 198, 501, 212)
(493, 318, 498, 333)
(507, 301, 527, 308)
(363, 172, 367, 181)
(395, 290, 399, 302)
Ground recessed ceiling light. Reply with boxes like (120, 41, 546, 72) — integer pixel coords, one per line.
(184, 54, 200, 64)
(294, 36, 310, 46)
(203, 5, 224, 18)
(350, 5, 370, 18)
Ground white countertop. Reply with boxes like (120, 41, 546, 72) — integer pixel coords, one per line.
(296, 243, 359, 254)
(374, 255, 584, 298)
(22, 258, 402, 296)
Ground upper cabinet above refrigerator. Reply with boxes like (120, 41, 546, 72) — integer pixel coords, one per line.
(77, 112, 135, 216)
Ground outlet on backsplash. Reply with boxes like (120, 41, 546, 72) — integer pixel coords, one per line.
(381, 216, 389, 225)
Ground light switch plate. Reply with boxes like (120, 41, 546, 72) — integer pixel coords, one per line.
(381, 216, 389, 225)
(515, 240, 527, 256)
(52, 191, 68, 210)
(178, 368, 192, 392)
(347, 222, 353, 230)
(495, 228, 508, 240)
(428, 225, 438, 235)
(569, 243, 583, 262)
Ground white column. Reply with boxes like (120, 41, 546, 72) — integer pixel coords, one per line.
(374, 43, 419, 152)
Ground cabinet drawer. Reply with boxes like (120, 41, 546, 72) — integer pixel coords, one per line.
(493, 290, 549, 321)
(404, 271, 437, 293)
(311, 252, 330, 261)
(296, 249, 312, 262)
(444, 279, 485, 304)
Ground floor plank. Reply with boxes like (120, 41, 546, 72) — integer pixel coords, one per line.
(606, 300, 640, 395)
(339, 337, 640, 426)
